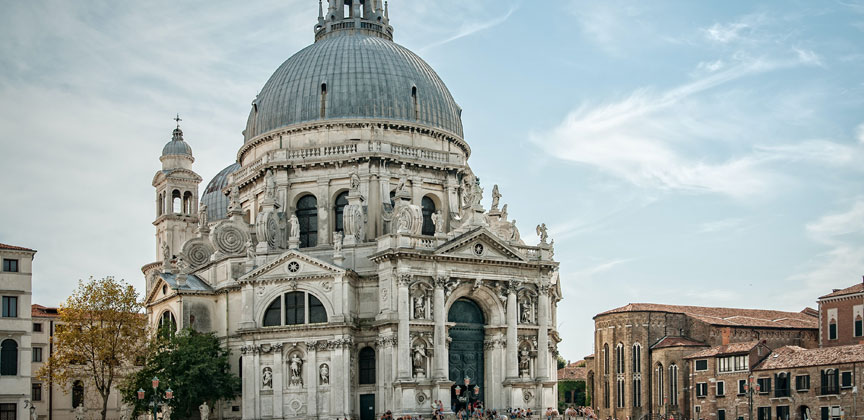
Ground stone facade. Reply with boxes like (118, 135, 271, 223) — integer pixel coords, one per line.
(590, 304, 819, 420)
(140, 3, 562, 419)
(0, 243, 35, 420)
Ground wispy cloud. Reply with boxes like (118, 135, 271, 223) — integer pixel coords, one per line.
(418, 6, 517, 52)
(703, 13, 766, 44)
(697, 218, 745, 234)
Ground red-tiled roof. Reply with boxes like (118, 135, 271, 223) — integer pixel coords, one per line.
(684, 341, 762, 359)
(558, 362, 588, 381)
(652, 336, 707, 349)
(31, 304, 60, 318)
(0, 243, 36, 252)
(754, 344, 864, 370)
(801, 307, 818, 317)
(597, 303, 818, 329)
(819, 283, 864, 299)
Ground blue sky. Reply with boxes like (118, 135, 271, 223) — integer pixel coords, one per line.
(1, 0, 863, 361)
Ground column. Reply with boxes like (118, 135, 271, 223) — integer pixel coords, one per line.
(397, 273, 412, 379)
(306, 343, 318, 417)
(537, 281, 551, 380)
(433, 278, 447, 379)
(342, 344, 352, 416)
(273, 348, 284, 419)
(241, 348, 256, 420)
(317, 179, 330, 245)
(505, 281, 518, 380)
(239, 284, 255, 329)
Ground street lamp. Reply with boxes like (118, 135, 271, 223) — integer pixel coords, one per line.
(137, 376, 174, 420)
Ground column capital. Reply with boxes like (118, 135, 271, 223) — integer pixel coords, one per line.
(398, 272, 414, 286)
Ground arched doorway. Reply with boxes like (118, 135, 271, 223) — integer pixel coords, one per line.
(448, 298, 485, 408)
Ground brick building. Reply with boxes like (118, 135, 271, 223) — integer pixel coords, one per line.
(818, 282, 864, 348)
(591, 304, 819, 420)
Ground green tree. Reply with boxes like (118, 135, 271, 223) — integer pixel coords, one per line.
(36, 277, 147, 420)
(557, 355, 568, 370)
(121, 327, 240, 418)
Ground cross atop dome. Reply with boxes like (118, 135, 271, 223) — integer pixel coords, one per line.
(314, 0, 393, 42)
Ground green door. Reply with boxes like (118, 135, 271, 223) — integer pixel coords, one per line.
(359, 394, 375, 420)
(448, 298, 485, 403)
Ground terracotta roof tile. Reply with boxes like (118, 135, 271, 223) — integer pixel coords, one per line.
(558, 363, 587, 381)
(597, 303, 818, 329)
(819, 283, 864, 299)
(684, 341, 762, 359)
(755, 344, 864, 370)
(31, 304, 60, 318)
(0, 243, 36, 252)
(652, 336, 707, 349)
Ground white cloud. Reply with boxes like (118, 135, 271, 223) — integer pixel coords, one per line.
(697, 218, 745, 234)
(857, 123, 864, 144)
(696, 59, 725, 73)
(418, 7, 517, 52)
(806, 199, 864, 244)
(795, 48, 824, 67)
(703, 14, 766, 44)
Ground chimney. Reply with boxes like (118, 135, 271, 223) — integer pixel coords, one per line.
(721, 327, 731, 346)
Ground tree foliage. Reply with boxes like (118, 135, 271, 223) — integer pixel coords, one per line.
(557, 355, 568, 370)
(37, 276, 147, 420)
(121, 327, 240, 418)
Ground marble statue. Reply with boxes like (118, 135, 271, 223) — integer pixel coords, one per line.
(520, 300, 532, 324)
(491, 184, 501, 210)
(228, 185, 240, 211)
(199, 402, 210, 420)
(289, 354, 303, 386)
(264, 169, 276, 200)
(176, 256, 190, 274)
(396, 164, 408, 196)
(162, 242, 170, 263)
(413, 294, 425, 319)
(501, 204, 508, 220)
(510, 220, 521, 242)
(246, 240, 256, 260)
(319, 363, 330, 385)
(289, 214, 300, 241)
(29, 406, 37, 420)
(198, 204, 208, 229)
(162, 403, 172, 420)
(350, 172, 361, 193)
(74, 405, 85, 420)
(431, 210, 444, 234)
(413, 344, 426, 375)
(262, 366, 273, 389)
(332, 231, 343, 253)
(536, 223, 548, 244)
(519, 349, 530, 374)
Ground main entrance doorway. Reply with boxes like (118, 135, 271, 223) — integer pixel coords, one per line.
(448, 298, 485, 406)
(359, 394, 375, 420)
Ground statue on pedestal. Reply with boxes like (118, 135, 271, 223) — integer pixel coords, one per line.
(199, 402, 210, 420)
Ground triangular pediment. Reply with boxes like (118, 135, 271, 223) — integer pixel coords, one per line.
(435, 227, 527, 262)
(239, 250, 346, 282)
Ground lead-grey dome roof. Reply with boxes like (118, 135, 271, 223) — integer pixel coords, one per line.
(244, 33, 463, 142)
(200, 162, 241, 222)
(162, 128, 193, 157)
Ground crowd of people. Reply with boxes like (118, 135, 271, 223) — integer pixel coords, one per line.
(369, 404, 596, 419)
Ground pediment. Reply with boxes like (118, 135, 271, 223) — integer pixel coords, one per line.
(239, 250, 346, 282)
(435, 228, 527, 262)
(152, 168, 202, 186)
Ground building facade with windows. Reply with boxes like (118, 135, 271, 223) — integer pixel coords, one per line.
(141, 2, 562, 419)
(590, 304, 819, 420)
(818, 282, 864, 348)
(0, 243, 36, 420)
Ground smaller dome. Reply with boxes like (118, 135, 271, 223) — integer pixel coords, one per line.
(201, 163, 241, 222)
(161, 128, 193, 157)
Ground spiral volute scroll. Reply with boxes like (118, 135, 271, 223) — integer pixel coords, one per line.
(210, 221, 250, 255)
(181, 239, 215, 268)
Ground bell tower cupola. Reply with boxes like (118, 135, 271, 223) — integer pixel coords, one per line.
(315, 0, 392, 42)
(152, 115, 202, 266)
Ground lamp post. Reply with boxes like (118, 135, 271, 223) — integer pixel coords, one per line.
(137, 377, 174, 420)
(744, 376, 760, 420)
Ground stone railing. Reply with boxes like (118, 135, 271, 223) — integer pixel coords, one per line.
(376, 234, 444, 252)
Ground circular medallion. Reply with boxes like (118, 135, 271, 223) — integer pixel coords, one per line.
(287, 261, 300, 273)
(473, 243, 484, 256)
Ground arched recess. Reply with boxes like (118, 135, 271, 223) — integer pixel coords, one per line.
(295, 194, 318, 248)
(183, 191, 194, 214)
(448, 298, 486, 404)
(333, 191, 349, 234)
(0, 339, 18, 375)
(171, 189, 181, 213)
(258, 288, 332, 327)
(444, 283, 505, 326)
(158, 310, 177, 336)
(421, 196, 436, 236)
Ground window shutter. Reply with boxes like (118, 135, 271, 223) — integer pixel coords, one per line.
(821, 407, 829, 420)
(820, 370, 827, 395)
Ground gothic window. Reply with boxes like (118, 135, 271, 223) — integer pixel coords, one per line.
(616, 377, 625, 408)
(633, 377, 642, 407)
(603, 344, 609, 374)
(615, 343, 625, 374)
(72, 380, 84, 408)
(603, 380, 609, 409)
(309, 294, 327, 323)
(334, 191, 349, 234)
(263, 298, 281, 327)
(656, 364, 665, 404)
(159, 311, 176, 332)
(358, 347, 376, 385)
(632, 343, 641, 373)
(285, 291, 305, 325)
(0, 339, 17, 375)
(421, 196, 436, 236)
(296, 195, 318, 248)
(669, 364, 679, 406)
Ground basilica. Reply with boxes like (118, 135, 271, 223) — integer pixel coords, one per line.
(142, 2, 562, 418)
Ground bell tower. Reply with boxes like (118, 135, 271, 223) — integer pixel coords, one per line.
(152, 115, 202, 266)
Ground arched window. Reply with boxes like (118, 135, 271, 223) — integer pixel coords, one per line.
(0, 339, 18, 375)
(157, 193, 164, 216)
(632, 343, 642, 373)
(669, 364, 679, 406)
(334, 191, 349, 234)
(633, 376, 642, 407)
(616, 377, 625, 408)
(656, 364, 665, 404)
(421, 196, 436, 236)
(358, 347, 376, 385)
(412, 86, 419, 120)
(615, 343, 625, 374)
(603, 380, 609, 409)
(263, 298, 281, 327)
(855, 315, 863, 337)
(183, 191, 194, 214)
(829, 318, 838, 340)
(296, 195, 318, 248)
(263, 291, 328, 327)
(159, 311, 177, 337)
(72, 380, 84, 408)
(603, 344, 609, 374)
(172, 190, 181, 213)
(320, 83, 327, 118)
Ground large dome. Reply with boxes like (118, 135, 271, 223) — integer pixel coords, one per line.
(244, 33, 463, 141)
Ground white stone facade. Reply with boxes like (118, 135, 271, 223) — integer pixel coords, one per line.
(141, 3, 562, 419)
(0, 244, 35, 420)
